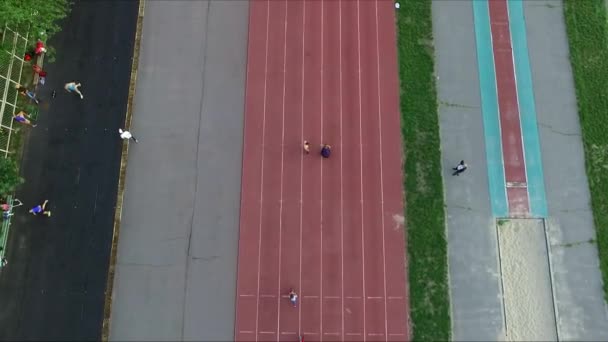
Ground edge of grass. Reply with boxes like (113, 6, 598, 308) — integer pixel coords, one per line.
(396, 1, 450, 340)
(563, 0, 608, 303)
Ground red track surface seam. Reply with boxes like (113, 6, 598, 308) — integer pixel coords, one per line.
(488, 0, 530, 216)
(236, 1, 409, 341)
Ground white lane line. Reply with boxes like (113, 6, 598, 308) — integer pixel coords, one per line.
(276, 1, 289, 340)
(298, 0, 306, 334)
(240, 294, 256, 297)
(356, 0, 367, 340)
(338, 0, 345, 340)
(320, 0, 325, 340)
(255, 2, 272, 340)
(374, 1, 389, 340)
(260, 294, 276, 298)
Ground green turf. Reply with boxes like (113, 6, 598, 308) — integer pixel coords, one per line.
(564, 0, 608, 303)
(396, 1, 450, 340)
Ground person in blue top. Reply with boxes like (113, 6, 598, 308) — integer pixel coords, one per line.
(29, 199, 51, 217)
(320, 144, 331, 158)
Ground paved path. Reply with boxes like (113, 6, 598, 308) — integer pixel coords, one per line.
(0, 1, 138, 339)
(434, 0, 608, 340)
(108, 1, 249, 341)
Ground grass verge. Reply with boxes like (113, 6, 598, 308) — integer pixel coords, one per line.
(396, 0, 450, 340)
(563, 0, 608, 302)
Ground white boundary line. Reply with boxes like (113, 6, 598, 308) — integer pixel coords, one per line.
(338, 0, 345, 340)
(374, 0, 389, 339)
(320, 0, 325, 339)
(356, 1, 367, 339)
(299, 0, 306, 336)
(255, 1, 272, 340)
(276, 1, 289, 339)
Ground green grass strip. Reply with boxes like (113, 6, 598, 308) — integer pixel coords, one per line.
(564, 0, 608, 302)
(396, 1, 450, 340)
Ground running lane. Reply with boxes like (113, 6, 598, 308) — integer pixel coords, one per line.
(488, 0, 529, 216)
(235, 1, 409, 341)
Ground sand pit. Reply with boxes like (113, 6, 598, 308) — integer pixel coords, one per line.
(497, 219, 558, 341)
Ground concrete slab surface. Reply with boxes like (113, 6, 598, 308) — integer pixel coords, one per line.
(108, 1, 249, 341)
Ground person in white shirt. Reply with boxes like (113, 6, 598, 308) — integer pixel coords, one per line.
(452, 160, 467, 176)
(119, 128, 138, 143)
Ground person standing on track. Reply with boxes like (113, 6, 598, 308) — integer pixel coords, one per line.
(320, 144, 331, 158)
(303, 140, 310, 154)
(289, 289, 298, 307)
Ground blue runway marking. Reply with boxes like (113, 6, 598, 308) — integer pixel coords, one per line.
(472, 0, 509, 217)
(508, 0, 548, 217)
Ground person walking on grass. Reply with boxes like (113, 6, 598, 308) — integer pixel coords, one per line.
(13, 111, 37, 127)
(29, 200, 51, 217)
(452, 160, 467, 176)
(64, 81, 84, 99)
(119, 128, 138, 143)
(16, 85, 40, 104)
(303, 140, 310, 154)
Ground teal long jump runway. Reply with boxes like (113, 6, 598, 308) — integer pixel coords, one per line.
(472, 0, 547, 218)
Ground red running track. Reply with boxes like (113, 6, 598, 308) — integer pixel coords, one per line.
(488, 0, 530, 216)
(235, 1, 409, 341)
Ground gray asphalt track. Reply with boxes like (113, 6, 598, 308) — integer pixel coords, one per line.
(524, 2, 608, 339)
(0, 1, 137, 340)
(108, 1, 249, 341)
(432, 2, 504, 340)
(434, 1, 608, 340)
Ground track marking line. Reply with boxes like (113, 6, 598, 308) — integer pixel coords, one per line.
(276, 1, 289, 339)
(346, 332, 363, 336)
(356, 1, 367, 339)
(240, 331, 255, 334)
(240, 294, 256, 297)
(338, 1, 345, 340)
(324, 332, 341, 336)
(298, 0, 306, 334)
(255, 2, 272, 340)
(260, 331, 276, 334)
(374, 1, 389, 339)
(320, 0, 325, 339)
(261, 294, 276, 298)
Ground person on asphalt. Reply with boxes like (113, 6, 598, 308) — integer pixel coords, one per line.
(452, 160, 467, 176)
(119, 128, 138, 143)
(320, 144, 331, 158)
(29, 200, 51, 217)
(289, 289, 298, 307)
(13, 111, 37, 127)
(303, 140, 310, 154)
(64, 81, 84, 99)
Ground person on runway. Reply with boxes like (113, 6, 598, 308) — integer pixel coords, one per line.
(320, 144, 331, 158)
(452, 160, 467, 176)
(289, 289, 298, 307)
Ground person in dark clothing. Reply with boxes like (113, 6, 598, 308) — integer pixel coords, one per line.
(452, 160, 467, 176)
(320, 144, 331, 158)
